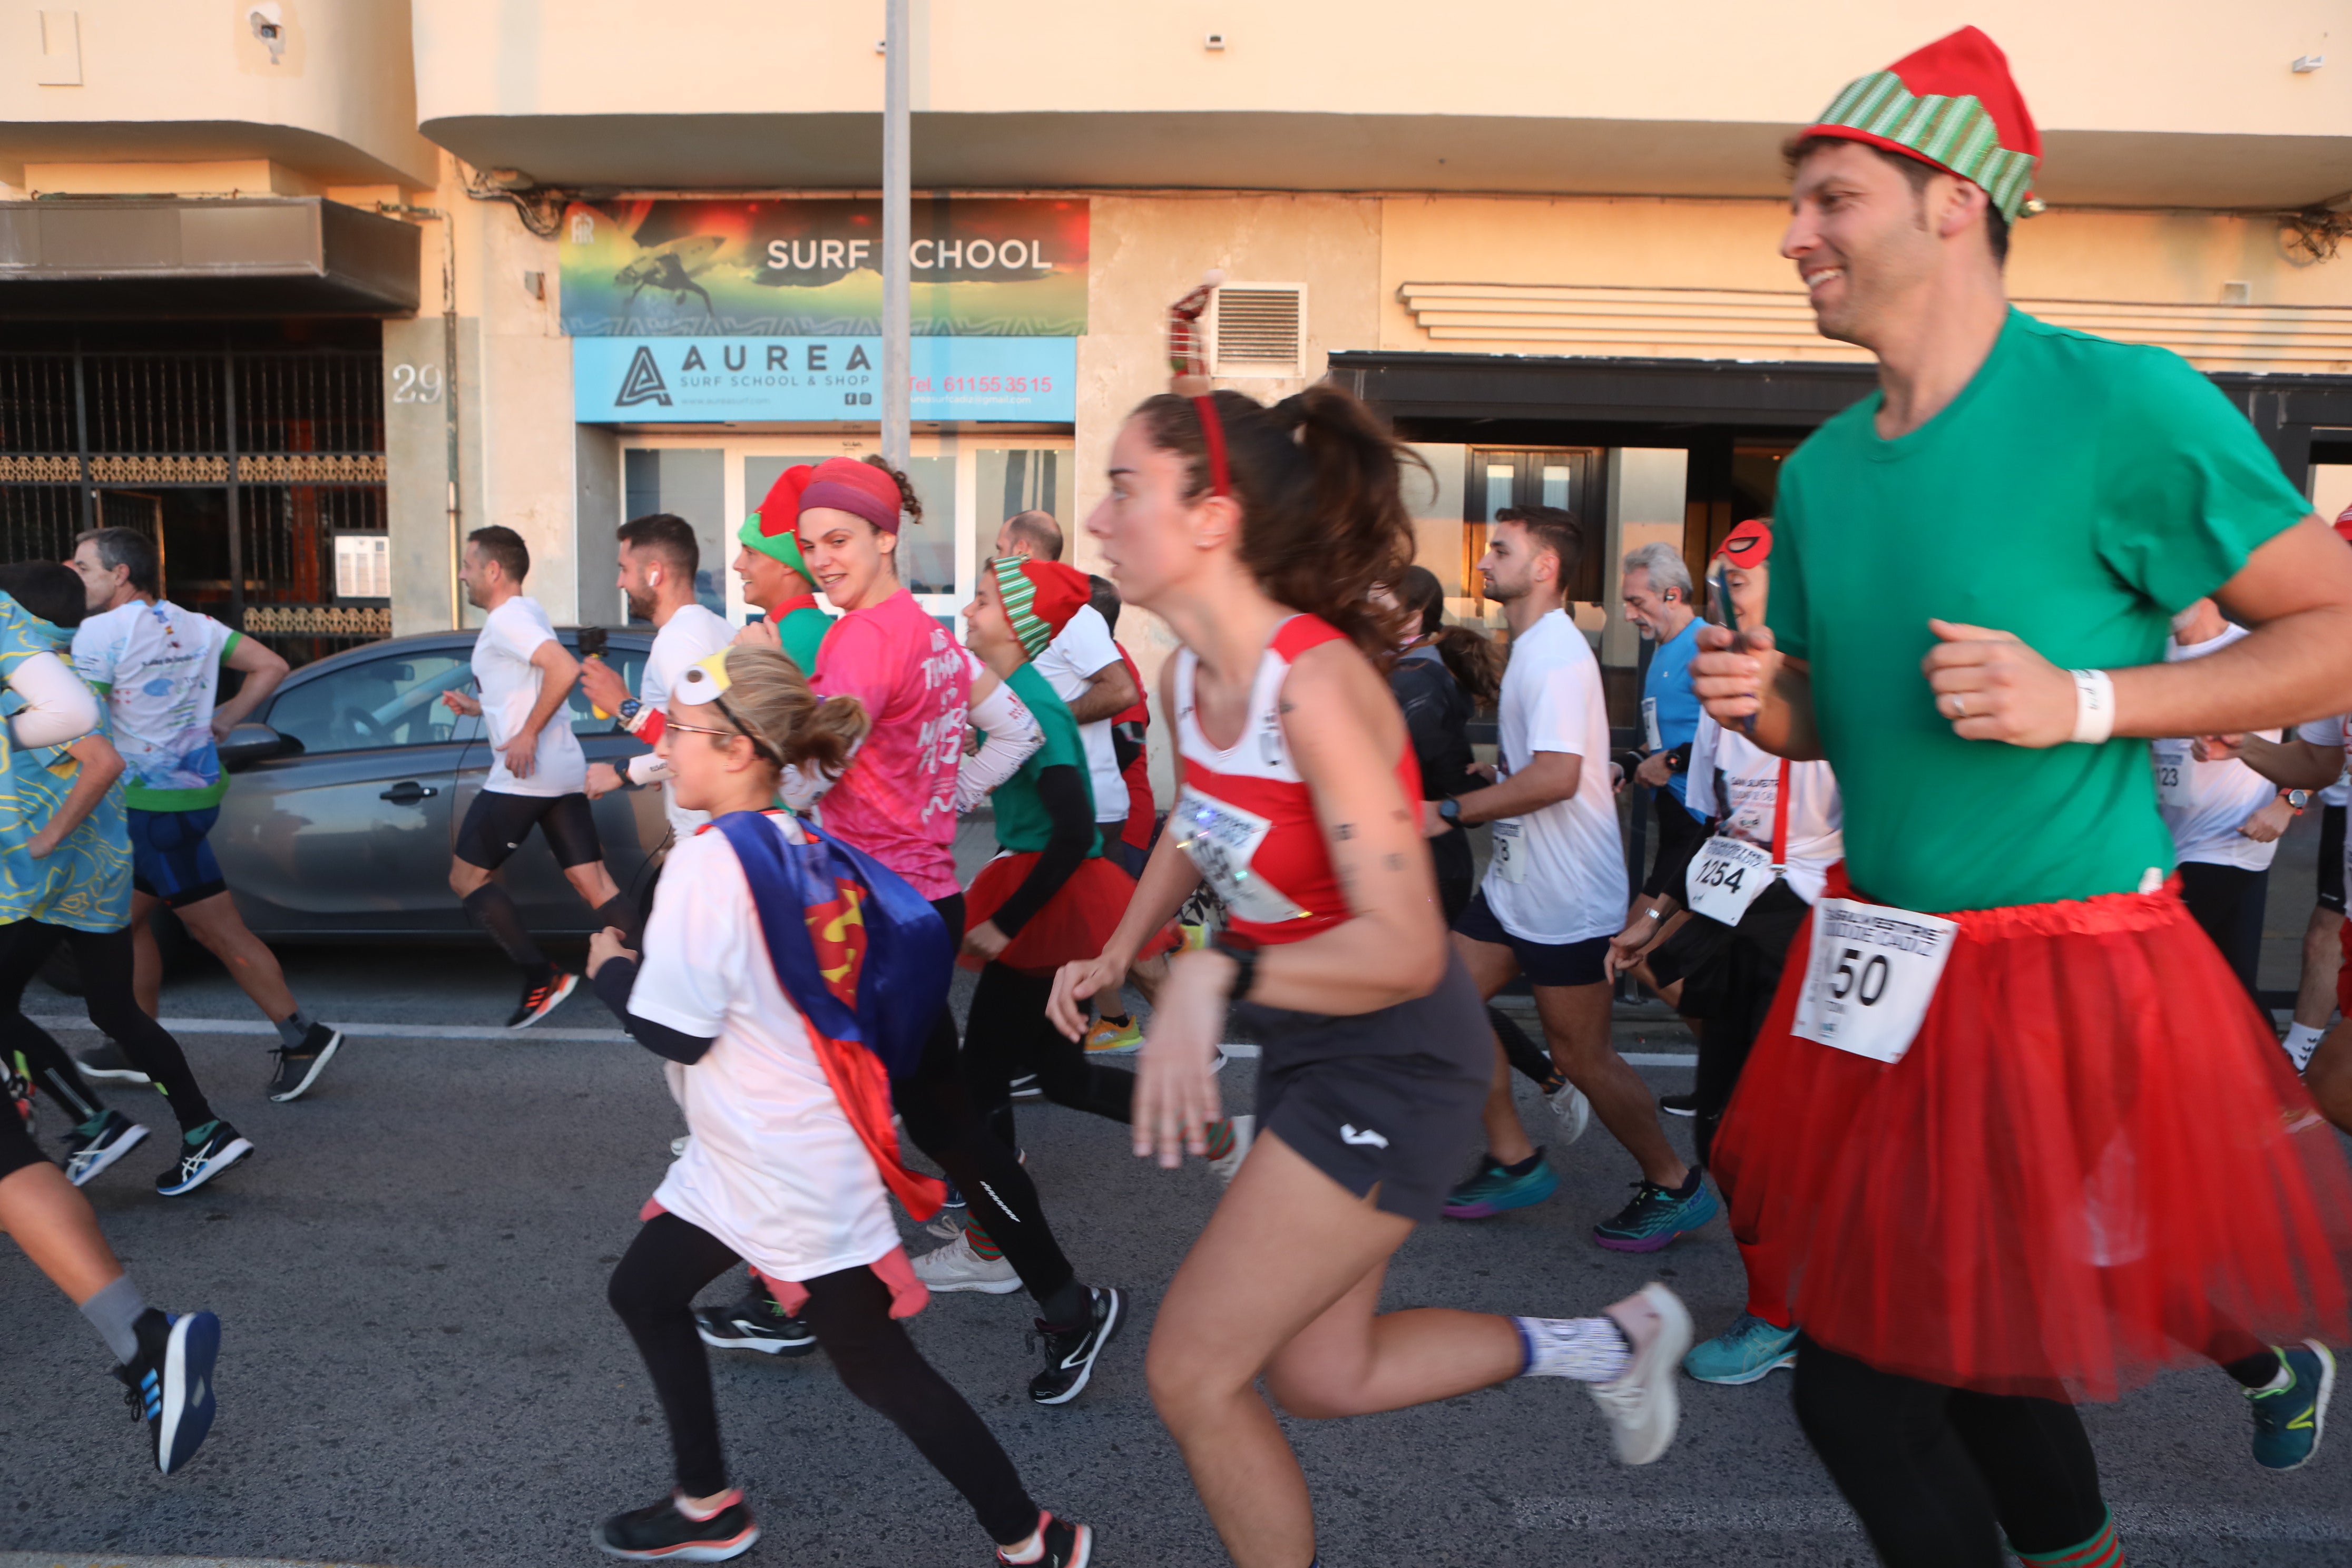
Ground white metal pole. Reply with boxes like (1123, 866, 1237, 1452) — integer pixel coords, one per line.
(881, 0, 911, 472)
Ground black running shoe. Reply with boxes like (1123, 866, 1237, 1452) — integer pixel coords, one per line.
(63, 1109, 149, 1187)
(1028, 1285, 1124, 1406)
(1010, 1072, 1042, 1101)
(75, 1039, 151, 1084)
(508, 971, 580, 1030)
(996, 1510, 1093, 1567)
(266, 1024, 345, 1103)
(155, 1122, 254, 1197)
(592, 1492, 759, 1562)
(694, 1291, 819, 1357)
(1659, 1092, 1698, 1118)
(116, 1306, 220, 1475)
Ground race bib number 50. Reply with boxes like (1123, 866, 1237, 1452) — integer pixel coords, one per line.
(1791, 897, 1960, 1065)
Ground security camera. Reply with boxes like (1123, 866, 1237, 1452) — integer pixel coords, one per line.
(249, 3, 286, 65)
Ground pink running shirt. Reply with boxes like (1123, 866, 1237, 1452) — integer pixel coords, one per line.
(811, 589, 971, 900)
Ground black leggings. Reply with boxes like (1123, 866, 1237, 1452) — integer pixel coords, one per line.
(606, 1212, 1039, 1545)
(965, 964, 1134, 1150)
(1, 921, 214, 1136)
(2177, 860, 2268, 1005)
(1792, 1335, 2109, 1566)
(888, 894, 1080, 1310)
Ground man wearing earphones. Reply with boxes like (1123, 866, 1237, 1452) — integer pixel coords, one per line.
(1621, 542, 1709, 954)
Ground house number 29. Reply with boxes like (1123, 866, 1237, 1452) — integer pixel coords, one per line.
(391, 364, 445, 404)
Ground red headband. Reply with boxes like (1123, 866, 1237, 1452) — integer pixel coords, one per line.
(1167, 271, 1232, 498)
(800, 456, 905, 534)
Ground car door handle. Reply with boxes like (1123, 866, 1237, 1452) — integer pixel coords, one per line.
(379, 782, 440, 804)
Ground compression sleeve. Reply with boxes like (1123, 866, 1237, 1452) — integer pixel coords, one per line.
(591, 956, 716, 1065)
(7, 652, 100, 749)
(955, 661, 1045, 814)
(986, 764, 1093, 938)
(626, 751, 674, 788)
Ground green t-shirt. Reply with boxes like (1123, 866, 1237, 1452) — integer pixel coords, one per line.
(1767, 309, 2311, 913)
(774, 602, 832, 678)
(989, 662, 1101, 858)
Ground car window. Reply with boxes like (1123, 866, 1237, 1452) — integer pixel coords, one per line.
(267, 653, 477, 755)
(562, 638, 648, 738)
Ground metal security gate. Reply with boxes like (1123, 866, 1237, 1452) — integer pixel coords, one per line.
(0, 323, 388, 666)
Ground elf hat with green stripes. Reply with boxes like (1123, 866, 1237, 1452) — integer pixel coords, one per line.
(1803, 26, 2043, 223)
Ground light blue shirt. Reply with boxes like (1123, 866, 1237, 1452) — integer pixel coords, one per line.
(1643, 615, 1702, 805)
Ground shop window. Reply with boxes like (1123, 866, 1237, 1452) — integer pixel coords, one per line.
(973, 448, 1076, 581)
(622, 448, 725, 618)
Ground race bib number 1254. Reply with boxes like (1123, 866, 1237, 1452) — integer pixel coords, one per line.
(1790, 897, 1960, 1065)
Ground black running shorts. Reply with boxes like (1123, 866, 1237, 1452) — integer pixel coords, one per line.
(1452, 891, 1611, 987)
(2321, 805, 2345, 915)
(454, 789, 603, 872)
(1240, 952, 1489, 1223)
(1643, 910, 1733, 992)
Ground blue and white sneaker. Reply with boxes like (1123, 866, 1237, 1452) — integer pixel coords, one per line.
(63, 1110, 149, 1188)
(2248, 1341, 2336, 1471)
(1683, 1312, 1801, 1385)
(1442, 1151, 1560, 1219)
(117, 1307, 220, 1475)
(1593, 1172, 1720, 1252)
(155, 1122, 253, 1197)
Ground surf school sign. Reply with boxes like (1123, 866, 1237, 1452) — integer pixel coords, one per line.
(572, 336, 1077, 424)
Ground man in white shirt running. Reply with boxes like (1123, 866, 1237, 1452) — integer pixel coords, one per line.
(991, 511, 1138, 849)
(66, 527, 345, 1103)
(1432, 507, 1719, 1251)
(581, 513, 737, 851)
(438, 526, 629, 1029)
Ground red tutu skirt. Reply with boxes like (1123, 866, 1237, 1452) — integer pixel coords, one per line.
(961, 852, 1138, 974)
(1714, 863, 2352, 1402)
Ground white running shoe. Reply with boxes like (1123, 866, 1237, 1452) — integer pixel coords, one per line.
(912, 1230, 1023, 1295)
(1208, 1114, 1256, 1186)
(1585, 1282, 1693, 1465)
(1545, 1079, 1591, 1144)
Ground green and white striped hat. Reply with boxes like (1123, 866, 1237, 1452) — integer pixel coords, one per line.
(1802, 26, 2043, 223)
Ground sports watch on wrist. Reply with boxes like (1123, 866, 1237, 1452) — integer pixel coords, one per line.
(1437, 798, 1462, 824)
(1208, 930, 1261, 1003)
(2284, 788, 2311, 814)
(618, 698, 642, 724)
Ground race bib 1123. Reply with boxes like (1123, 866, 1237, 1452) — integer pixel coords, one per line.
(1791, 897, 1959, 1065)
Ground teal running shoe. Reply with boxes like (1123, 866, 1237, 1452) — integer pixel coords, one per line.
(2247, 1341, 2336, 1471)
(1442, 1151, 1559, 1219)
(1683, 1312, 1801, 1385)
(1593, 1173, 1720, 1252)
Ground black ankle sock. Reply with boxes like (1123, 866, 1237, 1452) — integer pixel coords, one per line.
(1500, 1150, 1544, 1177)
(2222, 1347, 2285, 1388)
(1099, 1011, 1131, 1027)
(1670, 1167, 1703, 1197)
(591, 894, 642, 947)
(462, 884, 552, 978)
(1037, 1279, 1090, 1329)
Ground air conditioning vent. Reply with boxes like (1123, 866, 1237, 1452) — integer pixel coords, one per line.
(1212, 283, 1306, 377)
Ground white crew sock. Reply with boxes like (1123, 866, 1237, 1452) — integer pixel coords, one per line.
(1512, 1316, 1633, 1383)
(2284, 1021, 2327, 1073)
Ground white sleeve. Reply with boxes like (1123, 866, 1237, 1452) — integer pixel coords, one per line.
(7, 651, 100, 749)
(1522, 655, 1594, 760)
(1051, 606, 1121, 680)
(955, 659, 1045, 814)
(2295, 716, 2345, 749)
(1685, 714, 1721, 819)
(626, 841, 741, 1038)
(627, 751, 674, 788)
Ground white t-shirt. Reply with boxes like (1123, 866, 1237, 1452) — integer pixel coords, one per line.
(2158, 626, 2285, 871)
(632, 604, 736, 836)
(1685, 712, 1844, 905)
(1030, 603, 1128, 823)
(2297, 712, 2352, 888)
(1479, 607, 1626, 945)
(472, 595, 586, 798)
(630, 818, 901, 1285)
(71, 600, 236, 809)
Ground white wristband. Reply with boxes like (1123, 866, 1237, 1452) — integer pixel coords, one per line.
(2068, 669, 2115, 745)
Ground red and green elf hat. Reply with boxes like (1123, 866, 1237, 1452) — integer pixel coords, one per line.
(991, 555, 1090, 661)
(1803, 25, 2043, 222)
(740, 465, 816, 583)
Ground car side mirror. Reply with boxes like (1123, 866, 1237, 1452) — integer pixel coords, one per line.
(219, 721, 294, 772)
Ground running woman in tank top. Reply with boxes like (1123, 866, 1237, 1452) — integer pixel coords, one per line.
(1046, 285, 1692, 1568)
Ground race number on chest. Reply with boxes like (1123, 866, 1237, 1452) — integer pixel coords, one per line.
(2150, 740, 2191, 809)
(1791, 898, 1959, 1065)
(1686, 836, 1773, 925)
(1490, 818, 1530, 884)
(1172, 785, 1310, 926)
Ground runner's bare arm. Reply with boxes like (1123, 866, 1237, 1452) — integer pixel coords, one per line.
(213, 635, 289, 737)
(1924, 515, 2352, 747)
(506, 639, 580, 779)
(2196, 730, 2341, 788)
(1691, 623, 1825, 760)
(1065, 656, 1140, 724)
(1445, 751, 1581, 828)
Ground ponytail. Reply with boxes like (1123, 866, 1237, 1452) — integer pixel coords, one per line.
(860, 454, 924, 527)
(1136, 384, 1422, 656)
(709, 645, 871, 779)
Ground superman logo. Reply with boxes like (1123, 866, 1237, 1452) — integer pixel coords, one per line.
(805, 878, 868, 1007)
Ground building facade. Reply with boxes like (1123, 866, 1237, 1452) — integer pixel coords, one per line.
(5, 1, 2350, 751)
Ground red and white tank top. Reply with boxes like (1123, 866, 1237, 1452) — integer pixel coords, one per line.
(1173, 615, 1420, 946)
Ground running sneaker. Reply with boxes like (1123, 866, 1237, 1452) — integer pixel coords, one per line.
(1207, 1114, 1256, 1186)
(1010, 1073, 1043, 1101)
(592, 1492, 759, 1562)
(2247, 1341, 2336, 1471)
(507, 971, 580, 1030)
(265, 1024, 345, 1103)
(1083, 1015, 1143, 1055)
(1029, 1285, 1125, 1406)
(155, 1122, 254, 1197)
(693, 1295, 818, 1358)
(925, 1183, 971, 1240)
(63, 1110, 148, 1188)
(1545, 1079, 1592, 1144)
(117, 1306, 220, 1476)
(1658, 1092, 1698, 1118)
(914, 1230, 1023, 1295)
(1592, 1172, 1720, 1252)
(1682, 1312, 1801, 1385)
(1585, 1282, 1692, 1465)
(996, 1510, 1093, 1567)
(1442, 1151, 1559, 1219)
(75, 1040, 151, 1084)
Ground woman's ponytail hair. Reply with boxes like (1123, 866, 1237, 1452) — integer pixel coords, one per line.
(1387, 563, 1502, 708)
(860, 454, 924, 527)
(1136, 384, 1421, 656)
(710, 645, 871, 779)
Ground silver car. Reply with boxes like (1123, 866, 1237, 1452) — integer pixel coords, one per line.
(212, 628, 669, 939)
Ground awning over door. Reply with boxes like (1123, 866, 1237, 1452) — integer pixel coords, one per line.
(0, 197, 419, 317)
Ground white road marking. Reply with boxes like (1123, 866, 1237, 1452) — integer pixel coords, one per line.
(1511, 1496, 2352, 1540)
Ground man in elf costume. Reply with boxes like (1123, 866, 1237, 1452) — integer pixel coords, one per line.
(1693, 26, 2352, 1568)
(732, 465, 836, 673)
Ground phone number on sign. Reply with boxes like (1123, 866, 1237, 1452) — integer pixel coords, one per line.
(912, 376, 1055, 395)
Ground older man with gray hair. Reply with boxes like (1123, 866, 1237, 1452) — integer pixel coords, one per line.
(1619, 541, 1710, 1005)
